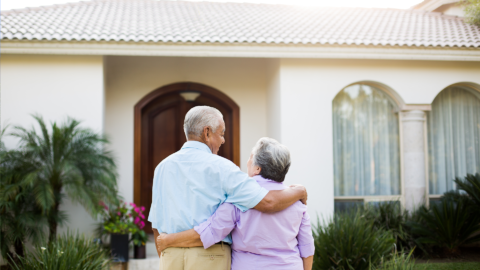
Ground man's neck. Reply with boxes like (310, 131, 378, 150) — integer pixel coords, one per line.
(187, 136, 206, 144)
(187, 137, 214, 153)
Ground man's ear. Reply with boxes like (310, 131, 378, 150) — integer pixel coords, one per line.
(203, 126, 210, 141)
(255, 166, 262, 175)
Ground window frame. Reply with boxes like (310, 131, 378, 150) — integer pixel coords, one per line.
(333, 82, 405, 211)
(425, 83, 480, 207)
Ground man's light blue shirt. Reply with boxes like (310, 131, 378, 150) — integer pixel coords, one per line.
(148, 141, 269, 244)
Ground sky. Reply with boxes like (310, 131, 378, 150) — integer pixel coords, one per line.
(1, 0, 424, 11)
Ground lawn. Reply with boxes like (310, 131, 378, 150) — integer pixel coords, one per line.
(414, 262, 480, 270)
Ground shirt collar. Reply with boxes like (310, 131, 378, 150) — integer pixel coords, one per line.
(181, 141, 212, 154)
(253, 175, 282, 184)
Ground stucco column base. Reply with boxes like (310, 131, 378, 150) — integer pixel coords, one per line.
(401, 110, 427, 212)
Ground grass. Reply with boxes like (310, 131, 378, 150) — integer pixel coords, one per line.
(414, 262, 480, 270)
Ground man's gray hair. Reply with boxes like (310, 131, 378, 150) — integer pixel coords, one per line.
(184, 106, 223, 138)
(252, 137, 291, 182)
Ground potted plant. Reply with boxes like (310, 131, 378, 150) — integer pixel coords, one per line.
(101, 202, 136, 262)
(98, 201, 149, 261)
(129, 203, 148, 259)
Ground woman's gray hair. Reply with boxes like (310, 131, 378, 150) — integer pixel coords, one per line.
(184, 106, 223, 138)
(252, 137, 291, 182)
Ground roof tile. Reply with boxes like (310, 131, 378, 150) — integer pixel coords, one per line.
(1, 0, 479, 47)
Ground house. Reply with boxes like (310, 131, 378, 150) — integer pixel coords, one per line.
(1, 0, 480, 257)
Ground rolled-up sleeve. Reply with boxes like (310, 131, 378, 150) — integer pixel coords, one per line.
(223, 166, 268, 212)
(194, 203, 238, 249)
(297, 211, 315, 258)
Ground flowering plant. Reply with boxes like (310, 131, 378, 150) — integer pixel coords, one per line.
(128, 202, 148, 246)
(99, 201, 149, 246)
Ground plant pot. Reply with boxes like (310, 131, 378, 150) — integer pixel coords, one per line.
(111, 233, 129, 262)
(134, 244, 146, 259)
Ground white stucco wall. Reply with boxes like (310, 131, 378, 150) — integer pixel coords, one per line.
(277, 58, 480, 218)
(2, 54, 479, 239)
(104, 56, 269, 205)
(0, 54, 105, 237)
(266, 59, 282, 141)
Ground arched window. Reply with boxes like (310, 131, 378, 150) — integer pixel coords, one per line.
(427, 85, 480, 196)
(333, 84, 401, 211)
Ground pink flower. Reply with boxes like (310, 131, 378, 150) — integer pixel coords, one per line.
(134, 217, 140, 224)
(140, 206, 145, 212)
(134, 207, 140, 213)
(98, 201, 109, 210)
(130, 202, 136, 207)
(117, 212, 121, 216)
(139, 221, 145, 229)
(139, 213, 145, 220)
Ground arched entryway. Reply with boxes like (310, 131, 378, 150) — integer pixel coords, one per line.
(134, 82, 240, 233)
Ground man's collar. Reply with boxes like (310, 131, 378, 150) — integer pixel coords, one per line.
(181, 141, 212, 154)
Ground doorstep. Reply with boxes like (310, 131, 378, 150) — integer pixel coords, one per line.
(128, 257, 160, 270)
(110, 257, 160, 270)
(110, 242, 160, 270)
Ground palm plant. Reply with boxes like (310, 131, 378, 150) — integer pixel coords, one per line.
(454, 173, 480, 212)
(9, 115, 119, 243)
(312, 210, 395, 270)
(407, 195, 480, 257)
(0, 148, 48, 263)
(1, 127, 45, 262)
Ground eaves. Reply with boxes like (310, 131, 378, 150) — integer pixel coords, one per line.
(1, 40, 480, 62)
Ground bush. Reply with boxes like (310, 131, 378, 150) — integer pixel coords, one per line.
(0, 130, 47, 263)
(8, 232, 111, 270)
(364, 202, 417, 252)
(407, 195, 480, 257)
(455, 173, 480, 213)
(312, 210, 395, 270)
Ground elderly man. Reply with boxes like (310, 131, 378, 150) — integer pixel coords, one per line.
(149, 106, 307, 270)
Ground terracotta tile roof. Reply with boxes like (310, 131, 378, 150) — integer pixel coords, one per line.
(1, 0, 479, 47)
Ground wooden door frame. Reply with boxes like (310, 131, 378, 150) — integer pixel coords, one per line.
(133, 82, 240, 208)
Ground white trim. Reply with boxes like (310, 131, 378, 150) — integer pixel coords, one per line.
(334, 196, 404, 209)
(399, 112, 406, 209)
(424, 114, 430, 208)
(1, 41, 480, 61)
(334, 196, 402, 200)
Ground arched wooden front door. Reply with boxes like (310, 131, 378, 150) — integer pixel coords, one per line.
(134, 82, 240, 233)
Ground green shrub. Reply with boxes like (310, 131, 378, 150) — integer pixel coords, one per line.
(8, 232, 111, 270)
(0, 129, 47, 263)
(312, 210, 395, 270)
(364, 201, 417, 252)
(407, 195, 480, 257)
(454, 173, 480, 212)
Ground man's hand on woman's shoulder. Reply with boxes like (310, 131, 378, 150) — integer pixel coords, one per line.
(289, 184, 308, 205)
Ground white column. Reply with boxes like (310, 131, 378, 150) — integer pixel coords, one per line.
(401, 110, 427, 212)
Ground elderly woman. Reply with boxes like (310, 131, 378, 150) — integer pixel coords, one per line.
(157, 137, 314, 270)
